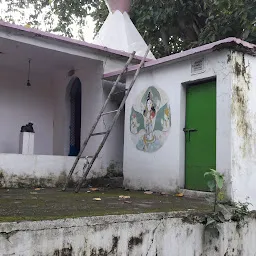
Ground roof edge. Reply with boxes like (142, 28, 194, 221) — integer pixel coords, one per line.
(104, 37, 256, 78)
(0, 20, 153, 62)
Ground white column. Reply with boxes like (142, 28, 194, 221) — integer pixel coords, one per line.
(19, 132, 35, 155)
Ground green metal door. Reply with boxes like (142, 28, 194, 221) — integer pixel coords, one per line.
(185, 81, 216, 191)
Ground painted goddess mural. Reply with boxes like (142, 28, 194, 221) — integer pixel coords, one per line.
(143, 91, 156, 143)
(130, 86, 171, 153)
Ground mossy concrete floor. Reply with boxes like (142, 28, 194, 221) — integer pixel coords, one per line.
(0, 188, 212, 222)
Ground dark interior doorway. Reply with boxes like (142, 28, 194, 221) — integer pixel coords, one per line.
(69, 78, 82, 156)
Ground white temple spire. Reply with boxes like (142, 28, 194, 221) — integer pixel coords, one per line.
(93, 0, 155, 60)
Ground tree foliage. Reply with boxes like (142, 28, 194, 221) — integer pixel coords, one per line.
(1, 0, 256, 58)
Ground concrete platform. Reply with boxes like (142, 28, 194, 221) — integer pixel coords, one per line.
(0, 188, 212, 222)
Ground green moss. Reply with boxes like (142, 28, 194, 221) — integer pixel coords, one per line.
(232, 54, 252, 157)
(227, 53, 232, 63)
(0, 188, 211, 223)
(0, 170, 4, 188)
(234, 61, 242, 76)
(106, 162, 123, 178)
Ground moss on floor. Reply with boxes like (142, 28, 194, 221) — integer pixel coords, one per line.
(0, 188, 212, 222)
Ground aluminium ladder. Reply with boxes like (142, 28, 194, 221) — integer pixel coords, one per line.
(63, 45, 151, 193)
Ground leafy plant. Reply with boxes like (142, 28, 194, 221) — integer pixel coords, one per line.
(204, 169, 224, 212)
(232, 201, 251, 222)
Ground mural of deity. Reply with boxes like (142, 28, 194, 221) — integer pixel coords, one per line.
(130, 86, 171, 153)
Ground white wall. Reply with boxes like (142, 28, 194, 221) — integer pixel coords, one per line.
(0, 67, 54, 155)
(52, 61, 106, 175)
(123, 50, 232, 193)
(52, 60, 126, 177)
(1, 212, 256, 255)
(0, 153, 86, 188)
(101, 83, 125, 174)
(0, 58, 125, 179)
(0, 32, 136, 180)
(230, 52, 256, 209)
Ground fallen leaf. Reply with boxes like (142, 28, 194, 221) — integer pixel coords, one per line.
(35, 188, 41, 191)
(175, 193, 184, 197)
(90, 188, 99, 191)
(144, 191, 153, 195)
(93, 198, 102, 201)
(119, 195, 131, 199)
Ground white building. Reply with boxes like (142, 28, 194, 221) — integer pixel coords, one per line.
(1, 0, 256, 211)
(0, 18, 149, 187)
(105, 37, 256, 209)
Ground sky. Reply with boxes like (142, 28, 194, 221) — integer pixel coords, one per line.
(0, 1, 96, 43)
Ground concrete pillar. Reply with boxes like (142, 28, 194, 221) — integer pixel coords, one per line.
(19, 132, 35, 155)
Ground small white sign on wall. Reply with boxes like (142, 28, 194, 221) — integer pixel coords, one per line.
(191, 58, 205, 75)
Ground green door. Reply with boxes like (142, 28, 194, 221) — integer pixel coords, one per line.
(185, 81, 216, 191)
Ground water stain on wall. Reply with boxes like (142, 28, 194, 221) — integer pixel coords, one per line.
(231, 52, 252, 157)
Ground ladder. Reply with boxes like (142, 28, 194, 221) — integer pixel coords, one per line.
(63, 45, 151, 193)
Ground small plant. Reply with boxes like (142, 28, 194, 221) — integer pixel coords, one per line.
(204, 169, 224, 212)
(232, 201, 251, 222)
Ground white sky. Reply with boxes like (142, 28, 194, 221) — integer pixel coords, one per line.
(0, 1, 96, 42)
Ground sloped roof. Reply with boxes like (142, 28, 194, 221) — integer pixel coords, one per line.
(0, 20, 151, 62)
(104, 37, 256, 79)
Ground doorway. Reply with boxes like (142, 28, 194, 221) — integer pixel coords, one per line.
(185, 81, 216, 191)
(68, 77, 82, 156)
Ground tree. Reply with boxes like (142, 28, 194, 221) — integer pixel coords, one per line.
(1, 0, 256, 58)
(92, 0, 256, 58)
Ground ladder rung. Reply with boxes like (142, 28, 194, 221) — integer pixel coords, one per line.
(101, 110, 118, 116)
(91, 132, 107, 136)
(111, 89, 127, 96)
